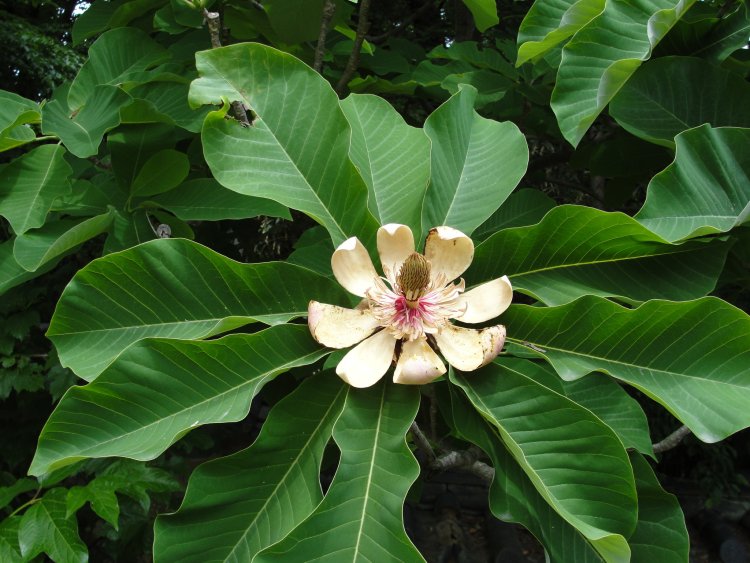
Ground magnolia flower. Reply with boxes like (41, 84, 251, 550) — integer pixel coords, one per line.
(308, 224, 513, 388)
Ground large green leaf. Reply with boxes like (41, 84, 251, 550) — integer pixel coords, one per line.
(68, 27, 170, 109)
(421, 85, 528, 237)
(148, 178, 290, 221)
(467, 205, 729, 305)
(0, 90, 40, 152)
(452, 362, 636, 563)
(635, 125, 750, 241)
(340, 94, 430, 235)
(190, 43, 379, 247)
(0, 242, 57, 296)
(473, 188, 556, 240)
(440, 385, 605, 563)
(0, 144, 72, 235)
(46, 238, 347, 381)
(18, 488, 87, 563)
(42, 85, 133, 158)
(551, 0, 696, 146)
(30, 325, 328, 476)
(130, 149, 189, 198)
(0, 516, 22, 562)
(516, 0, 605, 66)
(502, 296, 750, 443)
(129, 81, 210, 133)
(154, 373, 346, 562)
(628, 453, 688, 561)
(461, 0, 499, 32)
(610, 57, 750, 147)
(13, 212, 115, 272)
(256, 381, 423, 562)
(72, 0, 166, 44)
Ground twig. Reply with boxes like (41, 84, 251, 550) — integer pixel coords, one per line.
(335, 0, 371, 96)
(367, 0, 437, 43)
(202, 9, 251, 127)
(313, 0, 337, 73)
(431, 450, 494, 484)
(411, 421, 436, 460)
(653, 425, 692, 454)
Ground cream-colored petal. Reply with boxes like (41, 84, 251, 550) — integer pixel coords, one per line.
(424, 226, 474, 283)
(393, 337, 446, 385)
(455, 276, 513, 323)
(308, 301, 379, 349)
(331, 237, 380, 297)
(336, 329, 396, 388)
(434, 324, 506, 372)
(377, 224, 415, 282)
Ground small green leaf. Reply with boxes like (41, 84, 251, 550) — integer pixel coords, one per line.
(42, 85, 133, 158)
(0, 144, 72, 235)
(422, 85, 528, 237)
(18, 488, 88, 563)
(256, 381, 423, 562)
(47, 238, 348, 381)
(30, 325, 329, 476)
(461, 0, 499, 31)
(130, 149, 189, 197)
(0, 478, 37, 510)
(0, 516, 22, 563)
(473, 188, 556, 240)
(635, 125, 750, 241)
(154, 373, 346, 562)
(13, 212, 115, 272)
(503, 296, 750, 443)
(0, 242, 57, 296)
(0, 90, 40, 152)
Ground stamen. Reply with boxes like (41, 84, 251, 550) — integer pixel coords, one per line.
(397, 253, 431, 304)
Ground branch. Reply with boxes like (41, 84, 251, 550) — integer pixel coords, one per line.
(431, 450, 494, 484)
(335, 0, 371, 96)
(410, 421, 436, 460)
(313, 0, 337, 73)
(366, 0, 437, 43)
(653, 425, 692, 454)
(203, 9, 251, 127)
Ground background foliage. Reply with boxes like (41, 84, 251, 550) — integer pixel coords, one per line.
(1, 0, 749, 561)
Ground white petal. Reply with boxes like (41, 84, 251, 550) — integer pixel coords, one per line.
(424, 226, 474, 283)
(434, 324, 506, 372)
(336, 330, 396, 388)
(331, 237, 380, 297)
(455, 276, 513, 323)
(393, 337, 446, 385)
(377, 224, 415, 282)
(308, 301, 379, 348)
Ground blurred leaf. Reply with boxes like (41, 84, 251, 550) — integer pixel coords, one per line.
(340, 94, 430, 235)
(47, 238, 347, 380)
(154, 373, 346, 562)
(129, 81, 210, 133)
(0, 242, 58, 296)
(468, 205, 730, 305)
(0, 478, 37, 510)
(0, 516, 22, 562)
(452, 361, 636, 562)
(461, 0, 499, 31)
(18, 488, 87, 563)
(422, 85, 528, 237)
(503, 296, 750, 443)
(31, 325, 329, 476)
(0, 144, 72, 234)
(256, 381, 423, 562)
(551, 0, 696, 146)
(191, 43, 379, 247)
(610, 57, 750, 147)
(72, 0, 168, 44)
(130, 149, 189, 198)
(0, 90, 40, 152)
(473, 188, 556, 240)
(635, 125, 750, 241)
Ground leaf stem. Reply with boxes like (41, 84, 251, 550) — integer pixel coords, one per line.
(653, 424, 692, 454)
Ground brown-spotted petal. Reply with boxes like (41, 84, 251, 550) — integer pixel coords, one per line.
(393, 337, 446, 385)
(308, 301, 379, 349)
(455, 276, 513, 323)
(424, 226, 474, 284)
(331, 236, 380, 297)
(336, 329, 396, 388)
(434, 324, 506, 371)
(377, 223, 415, 282)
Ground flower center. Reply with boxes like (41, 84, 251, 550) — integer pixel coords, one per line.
(396, 253, 431, 306)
